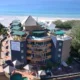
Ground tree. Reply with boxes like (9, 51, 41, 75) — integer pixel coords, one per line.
(63, 21, 72, 29)
(0, 23, 7, 58)
(53, 20, 64, 29)
(0, 23, 7, 35)
(70, 24, 80, 58)
(53, 20, 80, 29)
(46, 60, 53, 69)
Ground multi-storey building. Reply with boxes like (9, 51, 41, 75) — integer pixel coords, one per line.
(26, 30, 52, 65)
(1, 37, 9, 59)
(51, 30, 72, 63)
(1, 16, 72, 66)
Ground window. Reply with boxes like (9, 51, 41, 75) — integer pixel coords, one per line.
(21, 44, 23, 47)
(31, 54, 34, 59)
(6, 46, 8, 49)
(59, 43, 62, 46)
(58, 54, 61, 57)
(21, 56, 24, 59)
(5, 52, 9, 56)
(58, 48, 61, 52)
(6, 40, 8, 44)
(21, 50, 24, 53)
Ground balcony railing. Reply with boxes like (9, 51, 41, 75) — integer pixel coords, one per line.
(27, 56, 32, 60)
(27, 50, 32, 54)
(47, 43, 51, 47)
(27, 49, 51, 54)
(31, 57, 46, 62)
(27, 43, 51, 49)
(47, 49, 51, 53)
(1, 48, 9, 53)
(27, 44, 32, 48)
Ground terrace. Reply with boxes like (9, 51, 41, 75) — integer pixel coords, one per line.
(12, 35, 26, 41)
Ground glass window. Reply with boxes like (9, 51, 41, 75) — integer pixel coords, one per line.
(21, 44, 23, 47)
(21, 50, 24, 53)
(21, 56, 24, 59)
(58, 48, 61, 52)
(58, 54, 61, 57)
(59, 43, 62, 46)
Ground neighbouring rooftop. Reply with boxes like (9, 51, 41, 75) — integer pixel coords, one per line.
(12, 31, 26, 36)
(54, 30, 65, 35)
(56, 34, 72, 41)
(10, 26, 22, 31)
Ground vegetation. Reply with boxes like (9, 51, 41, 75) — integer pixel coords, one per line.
(0, 23, 7, 58)
(0, 23, 7, 35)
(66, 57, 73, 65)
(70, 24, 80, 59)
(13, 36, 25, 41)
(46, 60, 53, 69)
(53, 20, 80, 29)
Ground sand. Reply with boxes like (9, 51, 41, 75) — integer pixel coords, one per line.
(0, 15, 80, 27)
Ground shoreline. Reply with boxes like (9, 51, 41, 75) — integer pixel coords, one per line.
(0, 15, 80, 27)
(0, 15, 80, 22)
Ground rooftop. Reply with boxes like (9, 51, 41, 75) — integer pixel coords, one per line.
(11, 26, 22, 31)
(12, 31, 26, 36)
(32, 30, 45, 34)
(54, 30, 65, 35)
(56, 34, 72, 41)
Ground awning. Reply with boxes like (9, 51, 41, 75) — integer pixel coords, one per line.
(3, 66, 15, 73)
(12, 60, 22, 66)
(38, 70, 46, 76)
(23, 64, 33, 70)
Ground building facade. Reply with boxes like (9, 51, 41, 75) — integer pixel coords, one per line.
(26, 30, 52, 65)
(1, 16, 72, 66)
(51, 33, 72, 63)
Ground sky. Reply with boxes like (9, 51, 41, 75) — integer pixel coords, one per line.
(0, 0, 80, 17)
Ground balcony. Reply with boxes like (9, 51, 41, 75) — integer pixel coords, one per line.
(47, 43, 51, 47)
(5, 56, 11, 61)
(27, 56, 32, 60)
(31, 58, 45, 62)
(27, 48, 51, 55)
(13, 36, 26, 41)
(2, 42, 7, 46)
(27, 37, 51, 42)
(1, 52, 5, 58)
(47, 49, 51, 53)
(27, 50, 32, 54)
(1, 48, 9, 53)
(47, 55, 51, 59)
(27, 43, 51, 49)
(27, 44, 32, 48)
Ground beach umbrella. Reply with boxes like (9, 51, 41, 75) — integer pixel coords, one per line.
(23, 64, 32, 71)
(3, 65, 15, 74)
(38, 70, 46, 76)
(12, 60, 22, 66)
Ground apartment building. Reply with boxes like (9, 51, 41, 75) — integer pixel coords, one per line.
(1, 16, 72, 66)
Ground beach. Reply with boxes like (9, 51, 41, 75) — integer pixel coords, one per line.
(0, 15, 80, 27)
